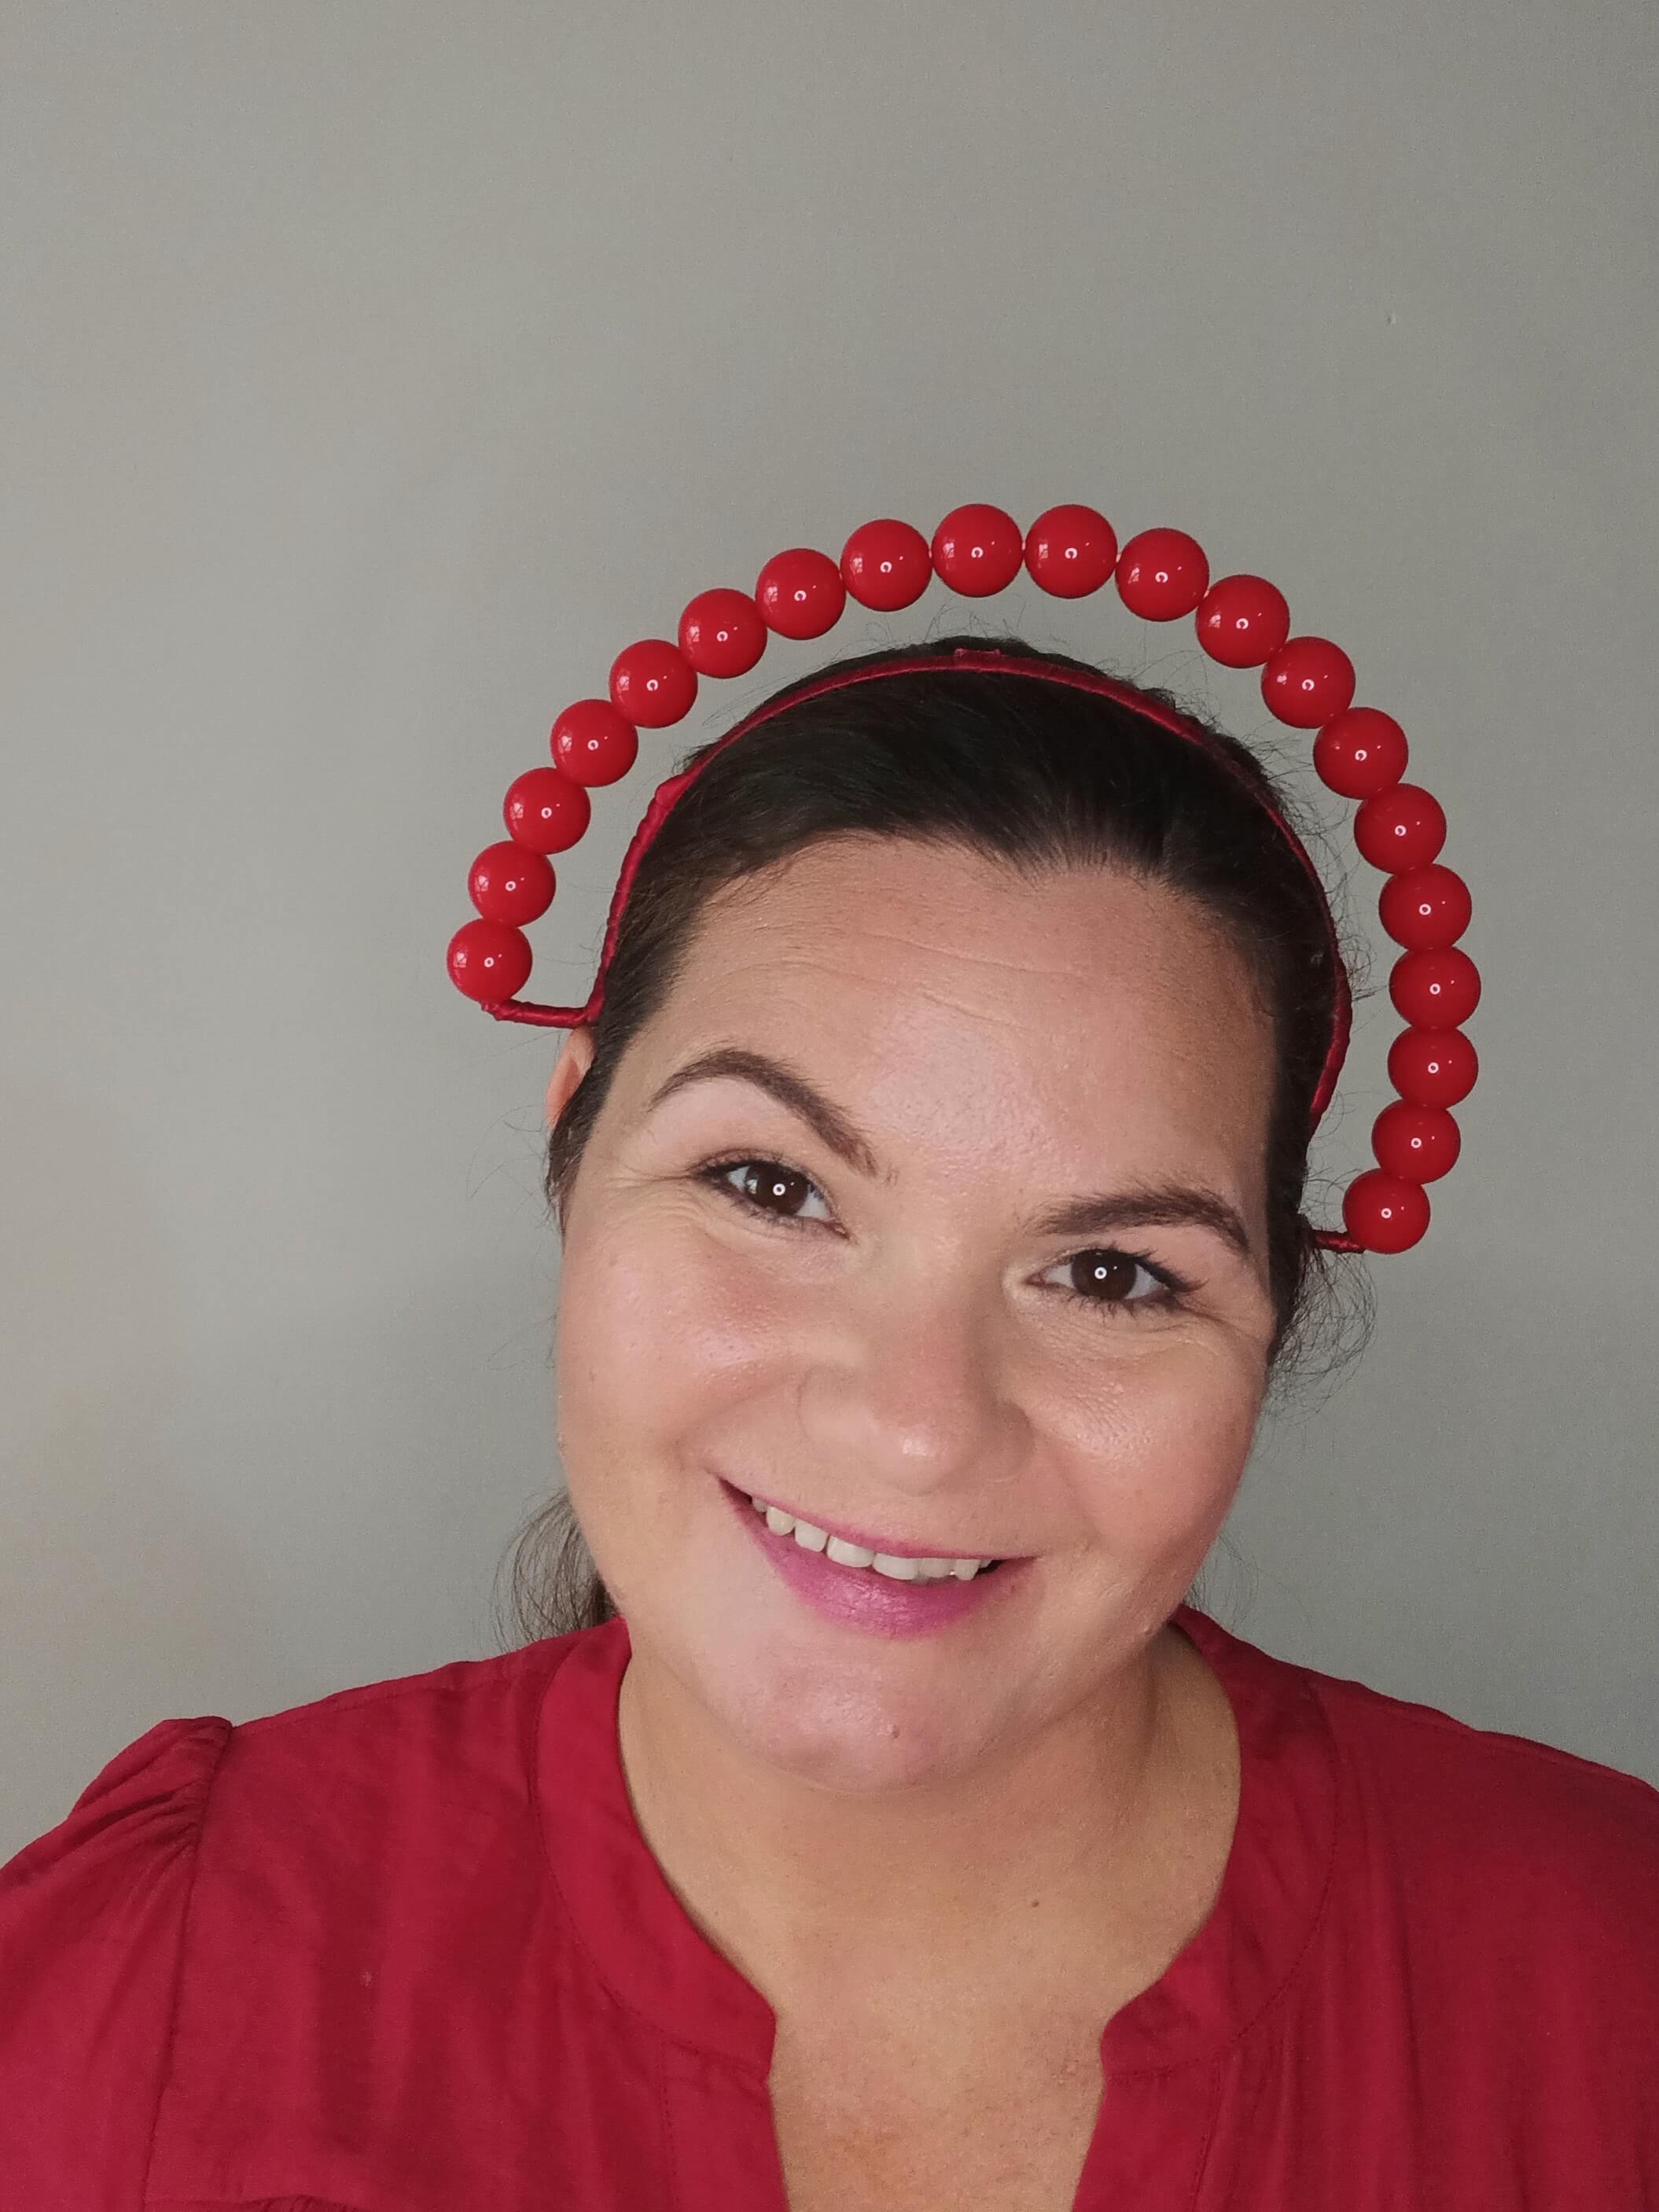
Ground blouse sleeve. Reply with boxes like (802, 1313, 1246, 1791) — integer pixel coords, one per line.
(0, 1714, 230, 2210)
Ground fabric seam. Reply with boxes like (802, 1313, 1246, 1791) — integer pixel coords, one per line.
(1101, 1676, 1344, 2084)
(530, 1666, 770, 2077)
(138, 1721, 234, 2210)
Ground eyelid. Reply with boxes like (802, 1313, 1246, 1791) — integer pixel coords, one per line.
(692, 1151, 1196, 1304)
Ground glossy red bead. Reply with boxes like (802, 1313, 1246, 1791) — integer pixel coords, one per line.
(1194, 574, 1290, 668)
(505, 765, 594, 852)
(609, 640, 697, 728)
(1114, 528, 1209, 620)
(447, 918, 532, 1003)
(1372, 1101, 1462, 1183)
(1387, 1026, 1479, 1108)
(1024, 504, 1117, 598)
(468, 841, 554, 926)
(1341, 1169, 1431, 1253)
(931, 505, 1024, 596)
(1261, 636, 1356, 727)
(678, 588, 767, 679)
(1380, 863, 1472, 950)
(756, 547, 847, 638)
(551, 700, 640, 788)
(841, 519, 932, 611)
(1313, 707, 1409, 798)
(1353, 783, 1447, 871)
(1389, 946, 1482, 1028)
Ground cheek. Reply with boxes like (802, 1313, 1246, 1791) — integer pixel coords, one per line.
(554, 1213, 771, 1515)
(554, 1215, 831, 1643)
(1060, 1341, 1263, 1551)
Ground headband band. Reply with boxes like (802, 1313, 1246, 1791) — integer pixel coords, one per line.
(446, 506, 1479, 1254)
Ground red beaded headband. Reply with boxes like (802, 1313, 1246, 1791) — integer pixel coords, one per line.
(447, 506, 1479, 1255)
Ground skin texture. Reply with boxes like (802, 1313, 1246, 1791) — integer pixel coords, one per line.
(544, 836, 1279, 2206)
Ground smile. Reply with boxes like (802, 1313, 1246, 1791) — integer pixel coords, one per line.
(718, 1476, 1022, 1638)
(739, 1489, 1002, 1580)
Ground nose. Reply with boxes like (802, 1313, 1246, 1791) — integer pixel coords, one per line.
(796, 1271, 1028, 1504)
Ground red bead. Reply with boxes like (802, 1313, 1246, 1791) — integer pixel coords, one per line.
(931, 504, 1024, 596)
(609, 640, 697, 727)
(551, 700, 640, 789)
(1341, 1169, 1431, 1253)
(469, 841, 554, 926)
(1261, 637, 1356, 727)
(1389, 946, 1482, 1028)
(1313, 707, 1409, 798)
(1353, 783, 1447, 871)
(678, 588, 767, 678)
(1194, 574, 1290, 668)
(841, 519, 932, 611)
(1380, 863, 1472, 950)
(1372, 1101, 1462, 1183)
(756, 547, 846, 638)
(505, 765, 594, 852)
(1115, 528, 1209, 620)
(1024, 505, 1117, 598)
(1388, 1026, 1478, 1108)
(447, 918, 532, 1003)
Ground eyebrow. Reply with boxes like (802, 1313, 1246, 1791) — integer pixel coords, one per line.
(642, 1046, 1254, 1259)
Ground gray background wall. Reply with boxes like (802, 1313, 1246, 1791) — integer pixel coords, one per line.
(3, 2, 1655, 1859)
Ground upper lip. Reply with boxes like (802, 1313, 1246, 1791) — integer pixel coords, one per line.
(721, 1475, 1008, 1562)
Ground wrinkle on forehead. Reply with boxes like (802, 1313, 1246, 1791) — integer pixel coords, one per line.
(683, 896, 1264, 1062)
(704, 842, 1248, 978)
(658, 863, 1274, 1201)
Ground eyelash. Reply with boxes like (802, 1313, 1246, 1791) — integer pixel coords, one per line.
(692, 1154, 1195, 1321)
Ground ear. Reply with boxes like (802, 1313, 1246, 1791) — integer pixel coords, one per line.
(546, 1025, 598, 1130)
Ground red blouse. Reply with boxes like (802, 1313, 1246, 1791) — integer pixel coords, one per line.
(3, 1603, 1657, 2210)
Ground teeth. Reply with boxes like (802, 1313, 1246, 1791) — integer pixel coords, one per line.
(746, 1492, 994, 1580)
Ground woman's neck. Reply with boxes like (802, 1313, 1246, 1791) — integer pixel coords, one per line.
(613, 1625, 1234, 2023)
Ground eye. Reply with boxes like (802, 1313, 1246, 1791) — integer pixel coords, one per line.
(1053, 1249, 1183, 1316)
(700, 1155, 833, 1226)
(694, 1155, 1192, 1319)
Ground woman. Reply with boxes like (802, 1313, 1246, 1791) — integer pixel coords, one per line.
(3, 635, 1656, 2210)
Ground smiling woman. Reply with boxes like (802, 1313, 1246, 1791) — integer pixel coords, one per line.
(517, 635, 1361, 1647)
(4, 635, 1657, 2212)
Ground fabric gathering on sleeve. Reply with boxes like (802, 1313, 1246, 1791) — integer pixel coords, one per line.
(0, 1714, 230, 2212)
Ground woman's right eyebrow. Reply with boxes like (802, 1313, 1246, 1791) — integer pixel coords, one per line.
(642, 1045, 1253, 1257)
(643, 1047, 882, 1179)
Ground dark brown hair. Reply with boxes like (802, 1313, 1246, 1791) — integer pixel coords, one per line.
(502, 634, 1372, 1639)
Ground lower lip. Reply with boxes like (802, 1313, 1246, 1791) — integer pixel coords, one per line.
(721, 1478, 1026, 1639)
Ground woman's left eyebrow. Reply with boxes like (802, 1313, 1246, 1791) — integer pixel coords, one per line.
(644, 1045, 1251, 1257)
(1028, 1187, 1253, 1259)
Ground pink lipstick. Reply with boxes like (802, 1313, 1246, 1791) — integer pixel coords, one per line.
(719, 1477, 1027, 1639)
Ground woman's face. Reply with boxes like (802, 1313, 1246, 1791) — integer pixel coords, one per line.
(548, 837, 1281, 1793)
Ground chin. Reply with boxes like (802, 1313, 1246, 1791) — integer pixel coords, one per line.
(702, 1642, 994, 1796)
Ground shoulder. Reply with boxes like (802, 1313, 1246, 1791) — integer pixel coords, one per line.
(211, 1632, 580, 1810)
(169, 1633, 589, 1949)
(1187, 1603, 1659, 1965)
(1284, 1633, 1659, 1982)
(2, 1632, 590, 1916)
(1308, 1642, 1659, 1842)
(0, 1636, 589, 2199)
(2, 1713, 231, 1941)
(0, 1715, 230, 2199)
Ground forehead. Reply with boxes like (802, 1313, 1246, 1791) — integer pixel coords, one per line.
(633, 837, 1276, 1180)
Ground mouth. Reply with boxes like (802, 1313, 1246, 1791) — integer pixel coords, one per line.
(730, 1481, 1006, 1581)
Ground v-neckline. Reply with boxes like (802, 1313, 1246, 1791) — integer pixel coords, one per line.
(535, 1602, 1339, 2207)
